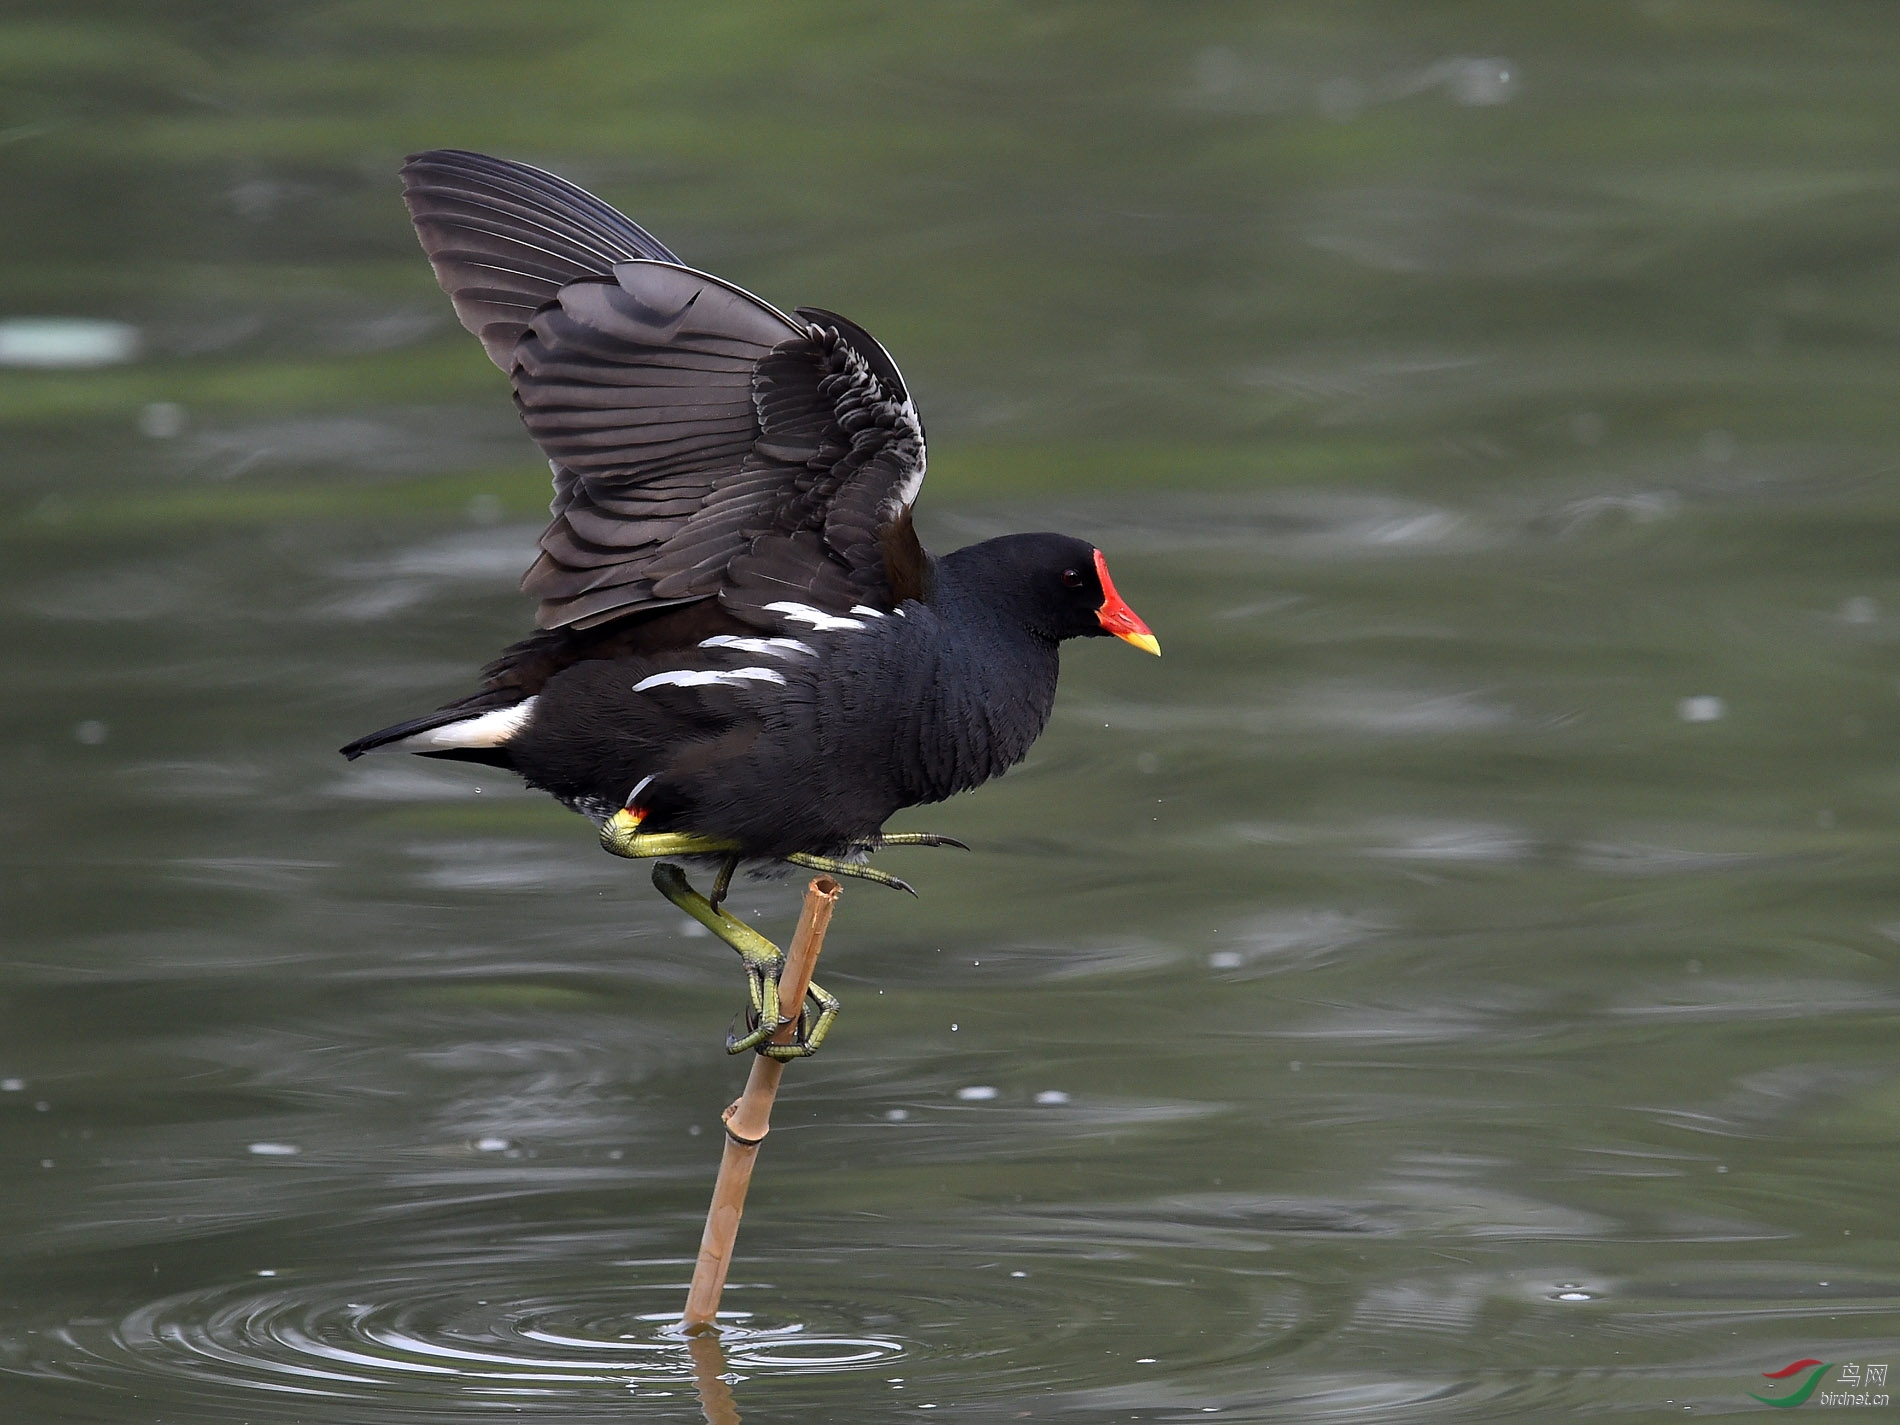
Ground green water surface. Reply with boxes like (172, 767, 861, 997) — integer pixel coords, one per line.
(2, 5, 1898, 1421)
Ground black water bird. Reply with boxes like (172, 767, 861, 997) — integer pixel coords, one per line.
(343, 151, 1159, 1055)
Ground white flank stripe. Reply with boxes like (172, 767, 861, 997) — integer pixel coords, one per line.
(764, 601, 866, 632)
(697, 635, 817, 659)
(399, 697, 538, 751)
(848, 604, 887, 618)
(632, 667, 787, 692)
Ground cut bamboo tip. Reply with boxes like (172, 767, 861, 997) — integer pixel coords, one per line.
(681, 874, 840, 1333)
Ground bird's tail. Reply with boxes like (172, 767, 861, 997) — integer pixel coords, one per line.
(339, 693, 533, 768)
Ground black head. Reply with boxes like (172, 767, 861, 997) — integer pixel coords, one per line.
(945, 532, 1160, 652)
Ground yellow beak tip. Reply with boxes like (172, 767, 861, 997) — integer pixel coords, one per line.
(1120, 632, 1162, 657)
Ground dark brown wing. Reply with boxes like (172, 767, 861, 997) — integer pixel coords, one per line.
(405, 150, 931, 633)
(402, 149, 683, 369)
(512, 263, 928, 630)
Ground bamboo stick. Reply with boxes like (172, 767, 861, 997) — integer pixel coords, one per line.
(681, 875, 840, 1331)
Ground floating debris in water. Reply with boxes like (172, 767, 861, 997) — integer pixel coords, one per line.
(0, 317, 139, 368)
(473, 1136, 510, 1152)
(955, 1085, 999, 1101)
(1034, 1090, 1071, 1105)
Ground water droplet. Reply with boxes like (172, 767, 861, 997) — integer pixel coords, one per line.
(247, 1142, 300, 1156)
(473, 1136, 510, 1153)
(1450, 57, 1517, 106)
(1677, 695, 1725, 723)
(138, 401, 187, 439)
(884, 1108, 910, 1121)
(1034, 1090, 1071, 1105)
(956, 1085, 999, 1102)
(1208, 950, 1244, 970)
(0, 1079, 23, 1092)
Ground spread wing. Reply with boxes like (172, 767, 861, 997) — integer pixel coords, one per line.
(403, 150, 929, 633)
(401, 149, 683, 368)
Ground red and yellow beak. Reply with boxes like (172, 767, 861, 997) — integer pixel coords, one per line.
(1093, 549, 1160, 656)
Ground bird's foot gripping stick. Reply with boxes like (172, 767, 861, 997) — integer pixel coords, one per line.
(651, 862, 840, 1059)
(599, 809, 965, 1056)
(601, 808, 835, 1056)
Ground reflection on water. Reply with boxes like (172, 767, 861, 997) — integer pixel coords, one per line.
(6, 4, 1900, 1422)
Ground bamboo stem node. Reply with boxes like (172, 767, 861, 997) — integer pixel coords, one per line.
(720, 1097, 766, 1147)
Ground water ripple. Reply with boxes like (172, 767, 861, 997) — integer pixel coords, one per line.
(27, 1257, 902, 1416)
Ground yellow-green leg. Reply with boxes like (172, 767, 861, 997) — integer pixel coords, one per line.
(707, 854, 740, 912)
(651, 863, 789, 1055)
(758, 977, 840, 1061)
(650, 862, 840, 1059)
(599, 807, 740, 863)
(602, 808, 920, 1057)
(784, 850, 917, 896)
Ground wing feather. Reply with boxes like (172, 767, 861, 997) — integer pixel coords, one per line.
(402, 150, 683, 369)
(405, 152, 932, 635)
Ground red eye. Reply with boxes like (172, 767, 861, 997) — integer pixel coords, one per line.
(1061, 568, 1084, 588)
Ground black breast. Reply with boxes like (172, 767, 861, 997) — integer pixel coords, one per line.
(504, 599, 1062, 857)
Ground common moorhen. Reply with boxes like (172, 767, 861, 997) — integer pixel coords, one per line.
(343, 151, 1159, 1056)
